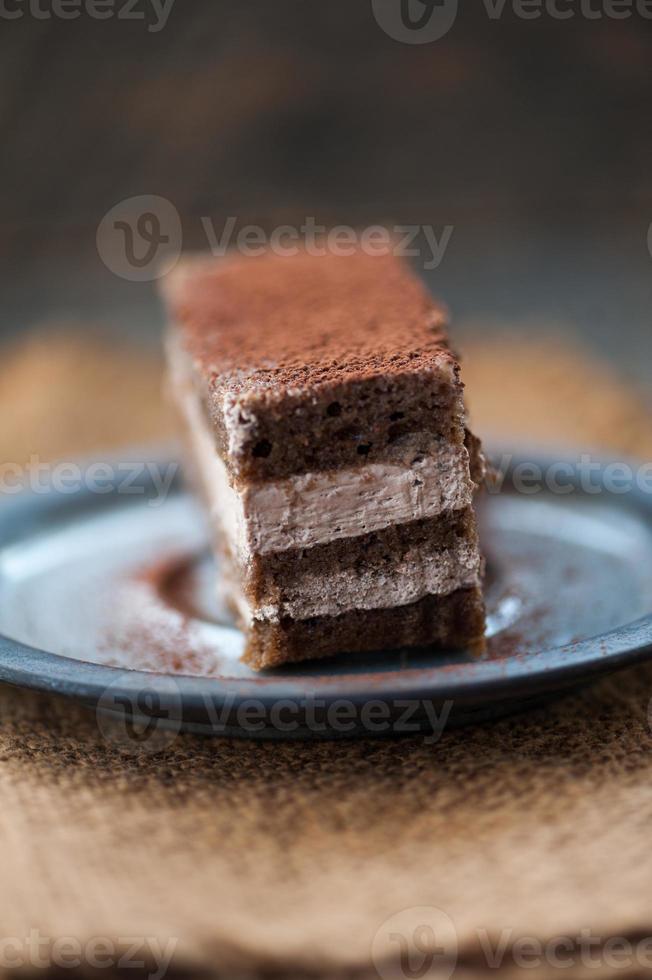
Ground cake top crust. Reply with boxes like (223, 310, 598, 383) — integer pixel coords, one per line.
(162, 249, 455, 397)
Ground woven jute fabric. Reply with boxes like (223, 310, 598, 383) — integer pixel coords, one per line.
(1, 327, 652, 980)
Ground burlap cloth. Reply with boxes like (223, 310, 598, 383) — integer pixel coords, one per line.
(1, 327, 652, 980)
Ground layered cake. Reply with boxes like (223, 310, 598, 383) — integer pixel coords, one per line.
(162, 249, 485, 669)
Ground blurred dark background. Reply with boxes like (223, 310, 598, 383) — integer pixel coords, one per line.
(1, 0, 650, 379)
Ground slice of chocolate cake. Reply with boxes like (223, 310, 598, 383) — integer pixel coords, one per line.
(162, 249, 485, 669)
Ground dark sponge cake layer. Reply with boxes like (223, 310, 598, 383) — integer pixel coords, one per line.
(243, 587, 486, 670)
(249, 508, 479, 608)
(205, 365, 465, 482)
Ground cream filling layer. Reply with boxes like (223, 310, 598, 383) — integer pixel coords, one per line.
(240, 451, 473, 557)
(180, 383, 475, 559)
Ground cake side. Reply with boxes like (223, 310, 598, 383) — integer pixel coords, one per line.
(163, 248, 486, 669)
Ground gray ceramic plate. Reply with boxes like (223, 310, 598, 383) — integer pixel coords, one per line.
(1, 448, 651, 741)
